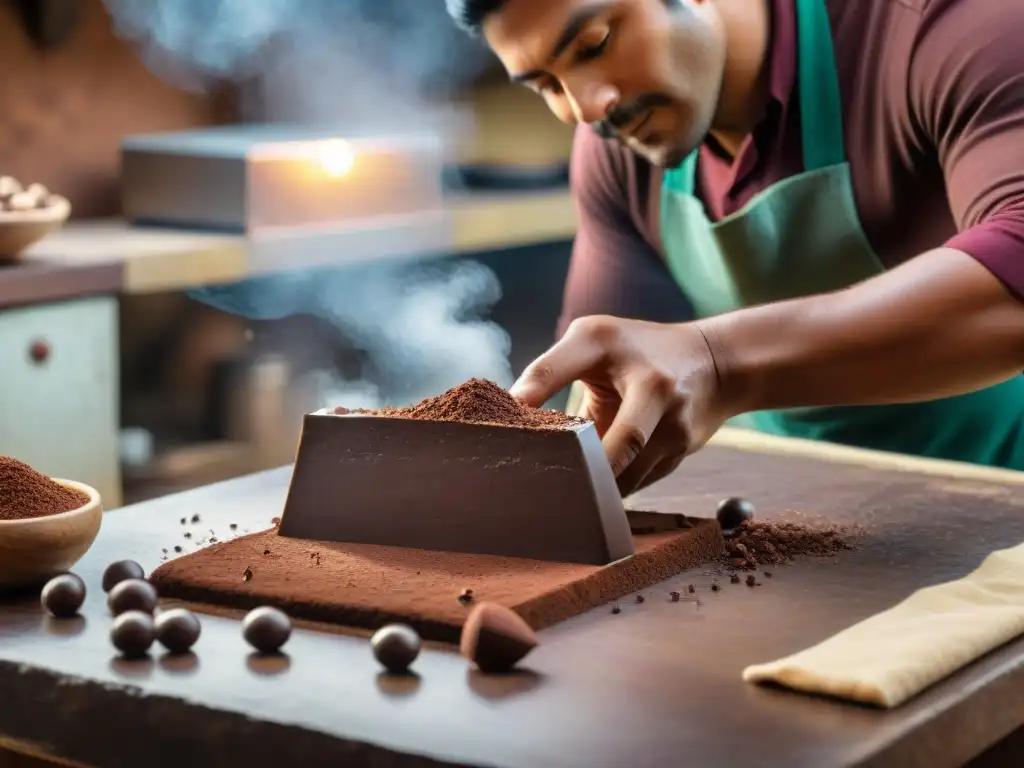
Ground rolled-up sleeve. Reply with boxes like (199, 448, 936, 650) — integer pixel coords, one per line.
(909, 0, 1024, 301)
(559, 126, 693, 338)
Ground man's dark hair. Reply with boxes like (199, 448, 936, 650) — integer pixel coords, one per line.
(445, 0, 507, 36)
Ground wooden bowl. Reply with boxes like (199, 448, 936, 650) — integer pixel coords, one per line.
(0, 195, 71, 263)
(0, 479, 102, 589)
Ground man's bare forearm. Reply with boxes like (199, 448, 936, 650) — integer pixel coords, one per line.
(698, 248, 1024, 415)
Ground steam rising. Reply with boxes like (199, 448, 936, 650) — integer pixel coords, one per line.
(102, 0, 493, 126)
(104, 0, 515, 409)
(190, 262, 514, 407)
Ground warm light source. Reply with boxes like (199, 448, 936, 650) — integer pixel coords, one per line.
(317, 139, 355, 178)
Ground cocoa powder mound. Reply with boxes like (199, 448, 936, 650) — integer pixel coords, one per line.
(722, 519, 853, 571)
(337, 378, 585, 430)
(0, 456, 90, 521)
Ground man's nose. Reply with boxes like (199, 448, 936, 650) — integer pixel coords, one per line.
(566, 82, 619, 125)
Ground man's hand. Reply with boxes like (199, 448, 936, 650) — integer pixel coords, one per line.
(509, 315, 737, 496)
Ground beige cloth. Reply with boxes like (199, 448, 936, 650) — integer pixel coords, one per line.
(742, 541, 1024, 708)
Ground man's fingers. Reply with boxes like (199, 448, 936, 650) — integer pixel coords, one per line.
(510, 327, 603, 407)
(615, 448, 660, 497)
(627, 454, 684, 496)
(601, 387, 665, 477)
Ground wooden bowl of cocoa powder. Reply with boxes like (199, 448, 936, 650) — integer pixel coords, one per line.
(0, 456, 103, 589)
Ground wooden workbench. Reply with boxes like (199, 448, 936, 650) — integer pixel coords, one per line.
(2, 427, 1024, 767)
(7, 188, 576, 302)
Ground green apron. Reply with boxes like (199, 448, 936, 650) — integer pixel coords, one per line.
(657, 0, 1024, 469)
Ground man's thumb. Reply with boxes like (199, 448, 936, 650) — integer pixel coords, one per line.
(509, 336, 597, 407)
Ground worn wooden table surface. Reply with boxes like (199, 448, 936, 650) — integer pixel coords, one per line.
(3, 429, 1024, 768)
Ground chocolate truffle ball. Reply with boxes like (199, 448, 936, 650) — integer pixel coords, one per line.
(155, 608, 202, 654)
(40, 573, 86, 618)
(111, 611, 156, 658)
(107, 578, 158, 616)
(242, 606, 291, 654)
(102, 560, 145, 593)
(716, 497, 755, 534)
(460, 602, 538, 674)
(371, 624, 421, 673)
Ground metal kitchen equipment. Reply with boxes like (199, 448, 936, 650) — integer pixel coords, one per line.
(120, 124, 447, 234)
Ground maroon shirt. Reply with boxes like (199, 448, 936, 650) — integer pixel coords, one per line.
(560, 0, 1024, 335)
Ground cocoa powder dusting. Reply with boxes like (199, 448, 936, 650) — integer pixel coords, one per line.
(0, 456, 90, 521)
(336, 378, 584, 430)
(722, 520, 852, 571)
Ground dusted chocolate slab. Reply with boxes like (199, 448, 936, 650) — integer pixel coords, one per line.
(278, 413, 635, 565)
(150, 519, 724, 644)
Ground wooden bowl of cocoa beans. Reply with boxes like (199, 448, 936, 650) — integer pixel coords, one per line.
(0, 175, 71, 263)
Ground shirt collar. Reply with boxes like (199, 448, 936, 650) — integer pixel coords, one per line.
(703, 0, 797, 188)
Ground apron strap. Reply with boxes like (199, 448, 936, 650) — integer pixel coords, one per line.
(796, 0, 847, 170)
(662, 0, 846, 195)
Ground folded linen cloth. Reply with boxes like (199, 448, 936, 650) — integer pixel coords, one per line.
(742, 541, 1024, 708)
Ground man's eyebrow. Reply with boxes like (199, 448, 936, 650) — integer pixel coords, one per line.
(508, 4, 609, 84)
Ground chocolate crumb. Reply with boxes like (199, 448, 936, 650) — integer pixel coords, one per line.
(191, 514, 200, 523)
(209, 537, 218, 543)
(161, 548, 167, 554)
(764, 571, 773, 578)
(687, 584, 695, 594)
(721, 518, 852, 571)
(669, 591, 681, 602)
(458, 588, 474, 605)
(635, 594, 645, 604)
(230, 523, 238, 530)
(746, 575, 757, 587)
(263, 549, 270, 555)
(184, 532, 191, 539)
(611, 606, 621, 615)
(173, 545, 182, 553)
(711, 583, 721, 592)
(243, 566, 253, 583)
(730, 574, 741, 584)
(180, 518, 186, 525)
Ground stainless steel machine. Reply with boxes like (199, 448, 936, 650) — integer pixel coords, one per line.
(120, 124, 447, 233)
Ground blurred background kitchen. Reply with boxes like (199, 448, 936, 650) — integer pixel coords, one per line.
(0, 0, 577, 508)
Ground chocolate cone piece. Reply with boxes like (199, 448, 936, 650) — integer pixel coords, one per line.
(460, 602, 538, 673)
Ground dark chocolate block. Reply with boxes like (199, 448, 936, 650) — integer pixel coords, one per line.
(277, 413, 635, 565)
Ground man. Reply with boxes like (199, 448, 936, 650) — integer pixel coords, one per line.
(445, 0, 1024, 493)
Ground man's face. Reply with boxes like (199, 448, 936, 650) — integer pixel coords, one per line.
(483, 0, 726, 168)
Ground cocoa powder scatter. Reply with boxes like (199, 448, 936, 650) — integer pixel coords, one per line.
(0, 456, 89, 521)
(339, 378, 585, 430)
(722, 520, 853, 571)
